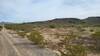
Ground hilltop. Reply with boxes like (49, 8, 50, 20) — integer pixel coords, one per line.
(83, 17, 100, 25)
(21, 16, 100, 27)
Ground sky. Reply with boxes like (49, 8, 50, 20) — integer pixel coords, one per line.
(0, 0, 100, 23)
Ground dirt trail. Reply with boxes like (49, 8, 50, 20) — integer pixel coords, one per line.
(0, 28, 56, 56)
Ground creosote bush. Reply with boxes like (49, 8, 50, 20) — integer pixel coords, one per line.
(27, 30, 44, 45)
(92, 31, 100, 38)
(17, 31, 26, 38)
(91, 31, 100, 52)
(49, 24, 56, 28)
(5, 24, 33, 32)
(56, 31, 87, 56)
(0, 26, 2, 31)
(60, 45, 87, 56)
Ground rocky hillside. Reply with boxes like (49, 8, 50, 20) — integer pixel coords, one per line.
(83, 17, 100, 25)
(23, 16, 100, 27)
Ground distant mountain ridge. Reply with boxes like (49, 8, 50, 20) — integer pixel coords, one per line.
(0, 22, 14, 24)
(25, 16, 100, 25)
(26, 18, 82, 25)
(5, 16, 100, 28)
(83, 17, 100, 24)
(47, 18, 81, 24)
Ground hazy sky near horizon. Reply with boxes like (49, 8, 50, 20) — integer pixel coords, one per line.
(0, 0, 100, 22)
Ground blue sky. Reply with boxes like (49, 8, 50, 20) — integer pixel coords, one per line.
(0, 0, 100, 23)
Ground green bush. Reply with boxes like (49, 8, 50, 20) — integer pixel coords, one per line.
(90, 29, 94, 32)
(17, 31, 26, 38)
(28, 30, 44, 45)
(0, 26, 2, 31)
(61, 45, 87, 56)
(5, 24, 33, 32)
(92, 31, 100, 38)
(57, 31, 87, 56)
(49, 25, 56, 28)
(91, 31, 100, 52)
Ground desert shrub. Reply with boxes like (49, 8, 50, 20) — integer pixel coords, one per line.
(90, 29, 94, 32)
(49, 24, 56, 28)
(17, 31, 26, 38)
(91, 31, 100, 52)
(79, 28, 86, 32)
(92, 31, 100, 38)
(55, 31, 87, 56)
(27, 30, 44, 45)
(61, 45, 87, 56)
(0, 26, 2, 31)
(5, 24, 33, 32)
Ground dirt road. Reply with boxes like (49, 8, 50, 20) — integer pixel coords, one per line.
(0, 28, 56, 56)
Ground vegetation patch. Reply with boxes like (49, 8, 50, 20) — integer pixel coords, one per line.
(91, 31, 100, 53)
(17, 31, 26, 38)
(60, 45, 87, 56)
(0, 26, 2, 31)
(49, 24, 56, 28)
(27, 30, 44, 46)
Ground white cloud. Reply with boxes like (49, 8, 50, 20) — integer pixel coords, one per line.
(0, 0, 100, 22)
